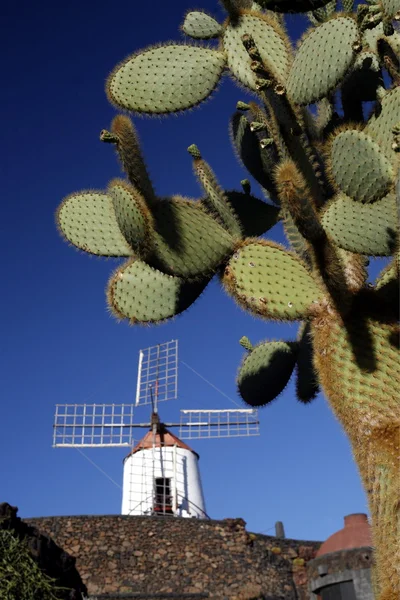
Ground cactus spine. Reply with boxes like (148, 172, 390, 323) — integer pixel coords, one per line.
(57, 2, 399, 598)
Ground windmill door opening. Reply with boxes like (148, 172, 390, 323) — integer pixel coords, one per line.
(154, 477, 173, 515)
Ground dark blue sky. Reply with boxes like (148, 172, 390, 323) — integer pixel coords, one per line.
(2, 0, 381, 541)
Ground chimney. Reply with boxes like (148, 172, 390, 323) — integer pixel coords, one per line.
(275, 521, 286, 538)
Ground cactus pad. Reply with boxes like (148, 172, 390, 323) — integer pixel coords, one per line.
(329, 130, 394, 203)
(225, 190, 279, 236)
(108, 180, 150, 254)
(365, 87, 400, 161)
(296, 323, 319, 403)
(149, 196, 234, 277)
(107, 45, 226, 115)
(287, 17, 359, 105)
(182, 11, 222, 38)
(321, 192, 398, 256)
(223, 240, 324, 320)
(222, 12, 291, 90)
(107, 259, 208, 324)
(237, 340, 297, 406)
(381, 0, 400, 18)
(57, 192, 132, 257)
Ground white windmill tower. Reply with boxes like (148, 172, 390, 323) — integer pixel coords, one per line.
(53, 340, 259, 519)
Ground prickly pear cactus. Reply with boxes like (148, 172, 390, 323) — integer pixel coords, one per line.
(57, 1, 400, 598)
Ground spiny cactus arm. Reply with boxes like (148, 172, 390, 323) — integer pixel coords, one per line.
(281, 209, 312, 263)
(295, 322, 320, 403)
(229, 109, 280, 202)
(326, 127, 395, 203)
(311, 293, 400, 600)
(274, 160, 325, 243)
(107, 258, 209, 325)
(181, 11, 222, 39)
(222, 239, 325, 321)
(237, 339, 299, 406)
(274, 160, 351, 306)
(56, 191, 133, 257)
(240, 35, 328, 210)
(188, 144, 243, 238)
(106, 43, 226, 115)
(221, 10, 292, 91)
(107, 180, 152, 257)
(321, 192, 398, 256)
(100, 115, 157, 207)
(257, 0, 334, 12)
(287, 15, 361, 106)
(224, 190, 279, 237)
(147, 196, 236, 278)
(239, 335, 254, 351)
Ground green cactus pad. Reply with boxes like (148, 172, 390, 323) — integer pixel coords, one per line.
(107, 45, 226, 115)
(258, 0, 334, 11)
(149, 196, 234, 278)
(321, 192, 398, 256)
(191, 151, 243, 238)
(108, 181, 150, 254)
(329, 130, 394, 203)
(225, 190, 279, 236)
(223, 240, 324, 320)
(237, 340, 297, 406)
(230, 112, 279, 200)
(287, 17, 359, 105)
(57, 191, 132, 257)
(222, 12, 291, 90)
(182, 11, 222, 38)
(296, 323, 319, 403)
(381, 0, 400, 18)
(107, 259, 208, 324)
(365, 87, 400, 162)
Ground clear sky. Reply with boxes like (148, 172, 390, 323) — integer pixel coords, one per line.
(2, 0, 384, 543)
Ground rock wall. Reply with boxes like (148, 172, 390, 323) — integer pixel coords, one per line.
(0, 503, 87, 600)
(24, 515, 322, 599)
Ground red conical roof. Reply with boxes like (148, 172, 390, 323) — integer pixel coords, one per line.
(316, 514, 372, 556)
(124, 427, 199, 462)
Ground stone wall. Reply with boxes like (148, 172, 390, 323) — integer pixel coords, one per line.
(24, 515, 322, 599)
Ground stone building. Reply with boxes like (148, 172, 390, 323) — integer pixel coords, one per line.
(23, 512, 375, 600)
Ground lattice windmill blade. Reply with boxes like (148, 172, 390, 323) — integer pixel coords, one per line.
(53, 404, 143, 447)
(179, 409, 260, 440)
(135, 339, 178, 407)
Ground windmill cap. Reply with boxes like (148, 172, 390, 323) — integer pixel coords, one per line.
(316, 514, 372, 557)
(124, 427, 199, 462)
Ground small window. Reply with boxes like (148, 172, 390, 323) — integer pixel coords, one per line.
(320, 581, 357, 600)
(154, 477, 173, 514)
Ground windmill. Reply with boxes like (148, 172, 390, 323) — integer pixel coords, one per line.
(53, 340, 260, 518)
